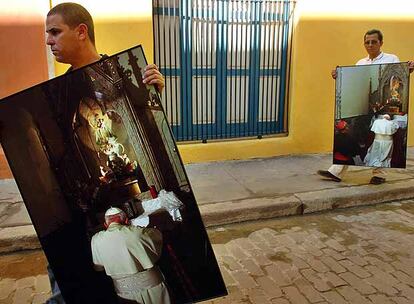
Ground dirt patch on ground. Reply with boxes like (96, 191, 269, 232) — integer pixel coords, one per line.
(0, 249, 48, 279)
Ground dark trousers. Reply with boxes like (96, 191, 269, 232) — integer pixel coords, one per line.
(46, 265, 66, 304)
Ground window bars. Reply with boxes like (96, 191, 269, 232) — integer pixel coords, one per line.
(153, 0, 296, 142)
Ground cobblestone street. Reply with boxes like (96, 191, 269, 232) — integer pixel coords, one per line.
(203, 200, 414, 304)
(0, 251, 50, 304)
(1, 201, 414, 303)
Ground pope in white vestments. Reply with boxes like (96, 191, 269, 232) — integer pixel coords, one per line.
(364, 115, 399, 167)
(91, 207, 171, 304)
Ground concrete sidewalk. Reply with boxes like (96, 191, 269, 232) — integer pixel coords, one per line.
(1, 148, 414, 253)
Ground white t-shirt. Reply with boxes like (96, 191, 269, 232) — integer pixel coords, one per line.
(356, 52, 400, 65)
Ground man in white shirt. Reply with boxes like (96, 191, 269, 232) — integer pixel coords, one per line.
(44, 3, 165, 303)
(317, 29, 413, 184)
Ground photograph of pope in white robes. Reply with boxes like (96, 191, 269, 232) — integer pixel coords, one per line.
(91, 207, 171, 304)
(333, 62, 409, 169)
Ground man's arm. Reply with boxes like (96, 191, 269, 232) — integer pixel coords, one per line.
(143, 64, 165, 93)
(331, 66, 340, 79)
(331, 69, 337, 79)
(408, 61, 414, 74)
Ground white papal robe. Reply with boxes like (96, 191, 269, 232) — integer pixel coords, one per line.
(91, 223, 171, 304)
(364, 118, 399, 167)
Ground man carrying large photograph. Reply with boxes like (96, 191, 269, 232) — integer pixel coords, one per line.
(40, 3, 227, 304)
(44, 3, 165, 303)
(317, 29, 414, 185)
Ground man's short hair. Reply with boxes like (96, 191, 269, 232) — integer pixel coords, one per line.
(364, 29, 383, 42)
(47, 2, 96, 45)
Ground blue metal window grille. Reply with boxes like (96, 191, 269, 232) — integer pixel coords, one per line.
(153, 0, 296, 142)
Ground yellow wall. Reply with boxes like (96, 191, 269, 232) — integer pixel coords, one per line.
(2, 0, 414, 165)
(179, 0, 414, 163)
(0, 0, 49, 98)
(0, 0, 49, 166)
(51, 0, 154, 76)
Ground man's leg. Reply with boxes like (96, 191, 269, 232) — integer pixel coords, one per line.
(370, 168, 386, 184)
(317, 165, 348, 182)
(46, 265, 66, 304)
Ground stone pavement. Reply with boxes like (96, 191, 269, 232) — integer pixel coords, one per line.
(0, 198, 413, 303)
(2, 148, 414, 253)
(189, 147, 414, 226)
(0, 250, 50, 304)
(201, 200, 414, 304)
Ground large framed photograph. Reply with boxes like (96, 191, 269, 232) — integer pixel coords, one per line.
(0, 45, 227, 303)
(334, 62, 410, 168)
